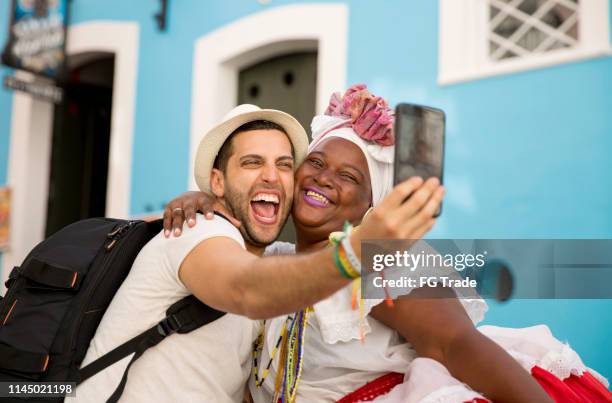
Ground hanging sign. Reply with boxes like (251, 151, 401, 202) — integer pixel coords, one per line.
(1, 0, 70, 80)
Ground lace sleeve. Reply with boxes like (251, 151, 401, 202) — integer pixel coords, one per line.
(313, 281, 384, 344)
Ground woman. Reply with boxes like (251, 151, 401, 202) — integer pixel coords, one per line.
(166, 85, 611, 402)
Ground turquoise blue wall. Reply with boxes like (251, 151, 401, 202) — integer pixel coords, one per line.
(1, 0, 611, 378)
(348, 0, 612, 378)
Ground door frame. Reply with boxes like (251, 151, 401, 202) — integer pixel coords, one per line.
(188, 3, 348, 189)
(2, 21, 139, 284)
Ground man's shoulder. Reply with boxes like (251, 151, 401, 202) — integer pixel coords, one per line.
(133, 214, 245, 274)
(194, 213, 242, 236)
(165, 213, 245, 248)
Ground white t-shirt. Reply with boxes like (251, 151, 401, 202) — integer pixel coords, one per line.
(68, 215, 258, 403)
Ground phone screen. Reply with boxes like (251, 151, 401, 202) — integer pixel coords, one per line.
(394, 103, 445, 215)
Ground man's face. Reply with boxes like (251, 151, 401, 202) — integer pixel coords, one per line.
(215, 129, 294, 247)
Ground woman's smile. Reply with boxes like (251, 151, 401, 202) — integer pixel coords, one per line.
(302, 186, 334, 207)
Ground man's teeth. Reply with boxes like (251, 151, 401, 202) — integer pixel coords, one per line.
(251, 193, 279, 203)
(306, 190, 330, 205)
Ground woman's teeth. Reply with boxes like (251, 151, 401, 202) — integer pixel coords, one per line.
(306, 190, 329, 205)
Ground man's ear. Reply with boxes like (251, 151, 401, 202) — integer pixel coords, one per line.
(210, 168, 225, 198)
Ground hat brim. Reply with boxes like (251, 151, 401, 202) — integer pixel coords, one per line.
(194, 109, 309, 192)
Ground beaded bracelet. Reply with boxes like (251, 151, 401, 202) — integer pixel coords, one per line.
(334, 244, 355, 279)
(329, 222, 360, 279)
(340, 222, 361, 274)
(338, 245, 360, 279)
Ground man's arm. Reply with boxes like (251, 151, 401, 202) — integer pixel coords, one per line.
(180, 177, 444, 319)
(370, 287, 553, 403)
(179, 236, 348, 319)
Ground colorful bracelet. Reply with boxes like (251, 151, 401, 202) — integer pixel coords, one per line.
(338, 245, 360, 279)
(333, 242, 354, 279)
(329, 222, 361, 279)
(340, 223, 361, 274)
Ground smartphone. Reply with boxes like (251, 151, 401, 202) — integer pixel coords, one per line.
(393, 103, 445, 216)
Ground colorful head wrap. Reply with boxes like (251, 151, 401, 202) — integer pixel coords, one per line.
(309, 84, 395, 206)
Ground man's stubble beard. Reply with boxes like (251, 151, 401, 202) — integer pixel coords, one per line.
(223, 181, 293, 248)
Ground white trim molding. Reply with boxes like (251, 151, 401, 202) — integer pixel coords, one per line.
(189, 3, 348, 190)
(439, 0, 612, 85)
(67, 22, 139, 219)
(2, 21, 139, 284)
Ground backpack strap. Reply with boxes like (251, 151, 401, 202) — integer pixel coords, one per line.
(165, 295, 226, 334)
(77, 295, 226, 403)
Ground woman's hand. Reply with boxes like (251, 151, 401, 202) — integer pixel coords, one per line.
(162, 191, 240, 237)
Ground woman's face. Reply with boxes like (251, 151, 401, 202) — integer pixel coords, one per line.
(292, 137, 372, 237)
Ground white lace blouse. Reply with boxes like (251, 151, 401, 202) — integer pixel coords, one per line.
(249, 242, 489, 403)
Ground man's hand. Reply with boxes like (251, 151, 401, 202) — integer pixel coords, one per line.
(352, 177, 444, 256)
(163, 191, 240, 237)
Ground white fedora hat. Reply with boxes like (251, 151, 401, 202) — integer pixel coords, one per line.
(194, 104, 309, 192)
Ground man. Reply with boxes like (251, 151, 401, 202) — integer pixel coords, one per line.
(70, 104, 442, 402)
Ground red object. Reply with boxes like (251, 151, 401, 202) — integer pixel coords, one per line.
(531, 366, 584, 403)
(564, 372, 612, 402)
(338, 366, 612, 403)
(532, 365, 612, 403)
(337, 372, 404, 403)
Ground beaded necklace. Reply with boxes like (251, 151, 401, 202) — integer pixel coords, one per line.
(253, 225, 377, 402)
(251, 310, 310, 403)
(267, 230, 359, 402)
(252, 315, 293, 387)
(274, 307, 311, 403)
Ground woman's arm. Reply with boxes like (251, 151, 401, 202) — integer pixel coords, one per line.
(370, 287, 552, 403)
(163, 191, 240, 237)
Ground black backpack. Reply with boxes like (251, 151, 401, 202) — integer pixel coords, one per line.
(0, 217, 226, 402)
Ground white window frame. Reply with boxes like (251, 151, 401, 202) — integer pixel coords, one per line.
(439, 0, 612, 85)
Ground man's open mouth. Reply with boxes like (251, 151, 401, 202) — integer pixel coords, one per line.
(303, 187, 332, 208)
(250, 192, 280, 225)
